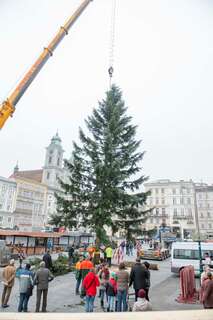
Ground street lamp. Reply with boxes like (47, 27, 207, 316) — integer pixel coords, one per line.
(193, 186, 203, 276)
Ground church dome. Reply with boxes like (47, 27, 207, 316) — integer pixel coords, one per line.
(51, 132, 62, 145)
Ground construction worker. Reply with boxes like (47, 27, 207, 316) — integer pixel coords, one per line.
(75, 256, 84, 295)
(105, 245, 113, 267)
(80, 256, 94, 281)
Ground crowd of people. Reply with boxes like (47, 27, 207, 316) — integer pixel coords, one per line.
(1, 241, 213, 313)
(1, 258, 54, 312)
(74, 249, 152, 313)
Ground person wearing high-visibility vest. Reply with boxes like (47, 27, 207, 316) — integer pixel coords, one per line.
(75, 256, 84, 295)
(80, 257, 94, 281)
(105, 246, 113, 267)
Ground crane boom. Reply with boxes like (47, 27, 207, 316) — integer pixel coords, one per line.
(0, 0, 93, 129)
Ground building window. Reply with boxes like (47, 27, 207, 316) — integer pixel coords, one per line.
(156, 198, 159, 205)
(161, 188, 164, 194)
(155, 188, 159, 194)
(156, 208, 159, 215)
(173, 198, 176, 205)
(207, 203, 210, 209)
(156, 218, 159, 224)
(201, 224, 205, 229)
(207, 212, 211, 218)
(8, 217, 11, 223)
(199, 194, 202, 199)
(187, 198, 191, 205)
(200, 212, 204, 218)
(199, 202, 202, 208)
(161, 198, 165, 205)
(48, 156, 52, 164)
(150, 218, 153, 224)
(188, 208, 192, 217)
(173, 208, 177, 216)
(57, 158, 60, 166)
(0, 204, 2, 210)
(209, 223, 212, 229)
(162, 208, 166, 215)
(172, 188, 176, 195)
(0, 216, 3, 223)
(47, 172, 50, 180)
(180, 197, 184, 205)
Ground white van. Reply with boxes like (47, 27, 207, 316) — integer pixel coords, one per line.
(171, 241, 213, 274)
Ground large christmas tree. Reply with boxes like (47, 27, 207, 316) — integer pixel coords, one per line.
(52, 85, 150, 242)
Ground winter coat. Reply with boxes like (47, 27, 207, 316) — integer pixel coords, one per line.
(99, 268, 110, 290)
(17, 269, 33, 294)
(203, 279, 213, 308)
(43, 253, 53, 270)
(82, 272, 100, 297)
(145, 269, 151, 288)
(34, 267, 54, 290)
(2, 265, 16, 288)
(116, 270, 129, 291)
(106, 278, 117, 296)
(133, 298, 152, 311)
(129, 262, 149, 290)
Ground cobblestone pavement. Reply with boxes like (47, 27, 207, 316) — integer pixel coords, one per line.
(0, 254, 203, 313)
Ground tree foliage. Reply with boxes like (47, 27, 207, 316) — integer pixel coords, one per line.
(52, 85, 150, 241)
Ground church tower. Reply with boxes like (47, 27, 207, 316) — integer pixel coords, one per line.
(42, 132, 64, 188)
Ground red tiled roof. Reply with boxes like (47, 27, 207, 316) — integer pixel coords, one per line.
(10, 170, 43, 183)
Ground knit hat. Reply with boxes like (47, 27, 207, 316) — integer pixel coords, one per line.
(138, 289, 146, 298)
(144, 261, 150, 269)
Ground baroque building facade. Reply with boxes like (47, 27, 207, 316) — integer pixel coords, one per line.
(10, 133, 67, 231)
(0, 176, 17, 229)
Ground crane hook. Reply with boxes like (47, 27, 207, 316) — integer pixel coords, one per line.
(108, 66, 114, 78)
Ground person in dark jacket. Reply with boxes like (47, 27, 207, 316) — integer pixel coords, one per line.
(143, 261, 151, 301)
(129, 258, 149, 301)
(42, 250, 53, 270)
(68, 245, 75, 266)
(106, 272, 117, 312)
(34, 261, 54, 312)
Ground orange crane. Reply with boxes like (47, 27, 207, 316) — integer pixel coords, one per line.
(0, 0, 93, 129)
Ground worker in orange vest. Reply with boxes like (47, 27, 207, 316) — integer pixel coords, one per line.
(75, 256, 84, 295)
(80, 257, 94, 281)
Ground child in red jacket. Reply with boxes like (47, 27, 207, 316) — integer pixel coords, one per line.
(105, 272, 117, 312)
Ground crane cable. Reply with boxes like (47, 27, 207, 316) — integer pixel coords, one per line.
(108, 0, 117, 87)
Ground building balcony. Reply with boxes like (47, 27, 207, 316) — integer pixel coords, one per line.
(173, 215, 193, 220)
(149, 213, 169, 218)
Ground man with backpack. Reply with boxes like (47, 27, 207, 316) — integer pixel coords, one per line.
(17, 263, 34, 312)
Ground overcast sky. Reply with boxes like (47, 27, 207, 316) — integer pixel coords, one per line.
(0, 0, 213, 183)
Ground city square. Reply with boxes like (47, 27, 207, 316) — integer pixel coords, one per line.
(1, 0, 213, 318)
